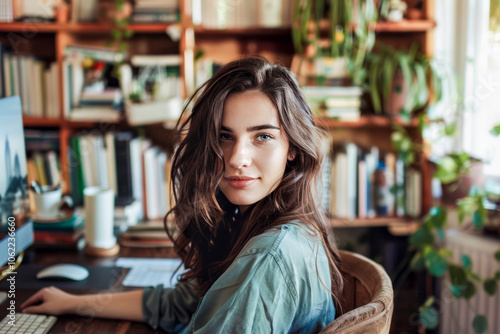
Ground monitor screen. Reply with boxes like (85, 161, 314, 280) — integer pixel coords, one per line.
(0, 96, 33, 267)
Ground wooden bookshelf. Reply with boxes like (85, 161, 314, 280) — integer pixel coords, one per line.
(4, 0, 436, 223)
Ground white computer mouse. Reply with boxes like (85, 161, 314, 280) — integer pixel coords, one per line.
(36, 264, 89, 281)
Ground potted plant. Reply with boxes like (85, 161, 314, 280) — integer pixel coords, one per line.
(291, 0, 377, 86)
(364, 42, 442, 120)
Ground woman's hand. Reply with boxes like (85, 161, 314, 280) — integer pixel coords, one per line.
(21, 286, 79, 316)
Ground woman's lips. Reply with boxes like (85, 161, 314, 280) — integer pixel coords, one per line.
(226, 177, 257, 188)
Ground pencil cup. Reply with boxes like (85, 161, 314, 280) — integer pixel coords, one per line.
(33, 186, 62, 218)
(83, 187, 119, 256)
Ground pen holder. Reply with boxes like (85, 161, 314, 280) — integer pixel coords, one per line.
(83, 187, 119, 256)
(33, 186, 62, 218)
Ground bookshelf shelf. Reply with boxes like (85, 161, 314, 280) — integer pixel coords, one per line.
(0, 22, 176, 33)
(314, 19, 436, 34)
(23, 116, 62, 127)
(374, 20, 437, 33)
(193, 26, 291, 37)
(315, 115, 420, 128)
(330, 217, 421, 235)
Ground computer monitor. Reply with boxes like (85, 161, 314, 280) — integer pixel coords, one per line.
(0, 96, 34, 269)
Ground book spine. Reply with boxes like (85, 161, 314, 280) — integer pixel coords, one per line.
(114, 132, 135, 204)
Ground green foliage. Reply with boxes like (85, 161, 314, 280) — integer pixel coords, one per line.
(495, 250, 500, 262)
(391, 124, 416, 164)
(457, 188, 486, 227)
(472, 315, 488, 334)
(419, 305, 439, 329)
(107, 0, 133, 72)
(364, 42, 442, 115)
(483, 279, 498, 295)
(292, 0, 377, 85)
(434, 152, 471, 184)
(490, 123, 500, 136)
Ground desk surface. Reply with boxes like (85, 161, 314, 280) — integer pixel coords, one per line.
(1, 246, 178, 334)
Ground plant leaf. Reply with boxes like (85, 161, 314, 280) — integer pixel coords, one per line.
(429, 206, 447, 229)
(495, 270, 500, 280)
(419, 306, 439, 329)
(496, 250, 500, 262)
(424, 248, 448, 277)
(490, 123, 500, 136)
(413, 62, 429, 107)
(472, 210, 485, 228)
(472, 315, 488, 334)
(410, 227, 434, 247)
(483, 279, 498, 295)
(449, 265, 467, 287)
(410, 252, 425, 271)
(462, 280, 476, 299)
(434, 156, 459, 184)
(462, 254, 472, 270)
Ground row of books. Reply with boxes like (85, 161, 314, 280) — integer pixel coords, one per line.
(318, 143, 422, 220)
(0, 0, 56, 22)
(0, 44, 60, 118)
(67, 132, 172, 222)
(192, 0, 294, 29)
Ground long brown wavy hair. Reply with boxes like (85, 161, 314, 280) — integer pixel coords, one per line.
(165, 56, 343, 309)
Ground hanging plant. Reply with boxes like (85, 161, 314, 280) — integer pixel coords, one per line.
(105, 0, 134, 77)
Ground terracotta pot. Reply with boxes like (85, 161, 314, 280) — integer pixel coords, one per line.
(55, 5, 69, 23)
(98, 1, 133, 23)
(384, 69, 408, 118)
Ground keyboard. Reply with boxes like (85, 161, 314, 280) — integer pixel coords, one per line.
(0, 313, 57, 334)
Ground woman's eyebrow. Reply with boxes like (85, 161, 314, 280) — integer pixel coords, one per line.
(220, 124, 280, 132)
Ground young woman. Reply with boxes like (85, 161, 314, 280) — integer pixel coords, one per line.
(21, 57, 344, 333)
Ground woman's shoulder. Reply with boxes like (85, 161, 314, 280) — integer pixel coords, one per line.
(239, 221, 322, 259)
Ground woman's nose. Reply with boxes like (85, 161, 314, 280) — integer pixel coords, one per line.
(228, 140, 252, 169)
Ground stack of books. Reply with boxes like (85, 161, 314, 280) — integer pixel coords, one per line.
(302, 86, 363, 121)
(131, 0, 180, 23)
(32, 213, 85, 250)
(119, 221, 173, 248)
(63, 45, 124, 122)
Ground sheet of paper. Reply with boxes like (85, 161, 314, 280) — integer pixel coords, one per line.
(116, 257, 184, 288)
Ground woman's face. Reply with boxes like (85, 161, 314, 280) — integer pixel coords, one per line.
(219, 90, 294, 212)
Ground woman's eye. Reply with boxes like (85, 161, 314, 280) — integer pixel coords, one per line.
(220, 133, 232, 141)
(256, 134, 273, 142)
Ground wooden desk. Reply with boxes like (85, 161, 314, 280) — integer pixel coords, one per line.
(0, 246, 178, 334)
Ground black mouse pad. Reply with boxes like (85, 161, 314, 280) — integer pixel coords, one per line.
(0, 265, 127, 290)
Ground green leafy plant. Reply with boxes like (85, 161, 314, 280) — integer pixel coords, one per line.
(434, 152, 472, 185)
(364, 43, 442, 117)
(106, 0, 133, 77)
(393, 122, 500, 333)
(292, 0, 377, 85)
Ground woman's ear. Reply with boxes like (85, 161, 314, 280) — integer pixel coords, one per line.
(288, 150, 296, 161)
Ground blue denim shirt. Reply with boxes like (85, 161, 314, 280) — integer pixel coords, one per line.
(142, 222, 335, 333)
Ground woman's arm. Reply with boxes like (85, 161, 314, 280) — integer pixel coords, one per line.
(20, 287, 145, 322)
